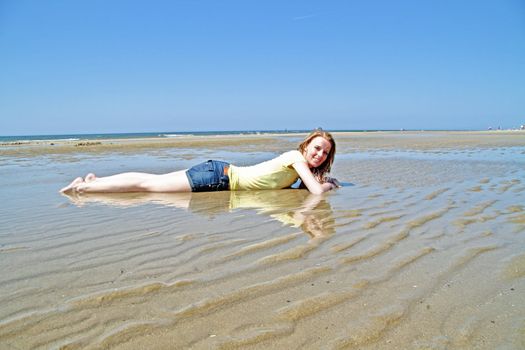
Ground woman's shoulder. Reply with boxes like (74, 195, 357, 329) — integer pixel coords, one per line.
(277, 150, 306, 165)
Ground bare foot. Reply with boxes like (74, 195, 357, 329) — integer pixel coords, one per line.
(60, 177, 84, 193)
(85, 173, 97, 183)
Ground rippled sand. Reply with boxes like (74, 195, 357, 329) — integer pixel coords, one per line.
(1, 132, 524, 349)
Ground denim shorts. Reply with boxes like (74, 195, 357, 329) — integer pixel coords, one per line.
(185, 160, 230, 192)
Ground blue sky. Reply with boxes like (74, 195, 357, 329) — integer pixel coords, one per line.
(1, 0, 524, 135)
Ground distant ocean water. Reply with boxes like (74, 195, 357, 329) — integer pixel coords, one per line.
(0, 130, 373, 143)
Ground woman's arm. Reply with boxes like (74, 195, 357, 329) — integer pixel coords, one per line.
(292, 162, 336, 194)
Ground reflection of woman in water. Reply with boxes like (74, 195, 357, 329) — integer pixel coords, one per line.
(63, 190, 336, 238)
(228, 190, 336, 238)
(61, 130, 340, 195)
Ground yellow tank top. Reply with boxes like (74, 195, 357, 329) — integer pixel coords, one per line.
(228, 150, 306, 190)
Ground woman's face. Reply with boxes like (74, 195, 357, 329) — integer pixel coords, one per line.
(303, 136, 332, 168)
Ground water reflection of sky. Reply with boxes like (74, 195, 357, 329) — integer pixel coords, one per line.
(337, 147, 525, 163)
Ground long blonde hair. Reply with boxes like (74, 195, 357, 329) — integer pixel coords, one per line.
(298, 129, 336, 182)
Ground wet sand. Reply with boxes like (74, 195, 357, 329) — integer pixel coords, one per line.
(2, 130, 525, 158)
(0, 131, 524, 349)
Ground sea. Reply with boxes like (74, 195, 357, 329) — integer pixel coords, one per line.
(0, 129, 404, 143)
(0, 130, 314, 143)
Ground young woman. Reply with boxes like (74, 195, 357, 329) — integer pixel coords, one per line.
(60, 129, 340, 195)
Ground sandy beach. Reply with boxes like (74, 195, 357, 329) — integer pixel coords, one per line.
(1, 131, 524, 349)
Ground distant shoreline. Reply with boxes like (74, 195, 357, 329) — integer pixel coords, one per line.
(1, 128, 524, 144)
(1, 130, 524, 159)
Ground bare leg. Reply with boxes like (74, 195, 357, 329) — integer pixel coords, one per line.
(60, 170, 192, 193)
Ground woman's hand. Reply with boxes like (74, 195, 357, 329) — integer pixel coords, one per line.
(325, 177, 341, 188)
(293, 162, 341, 194)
